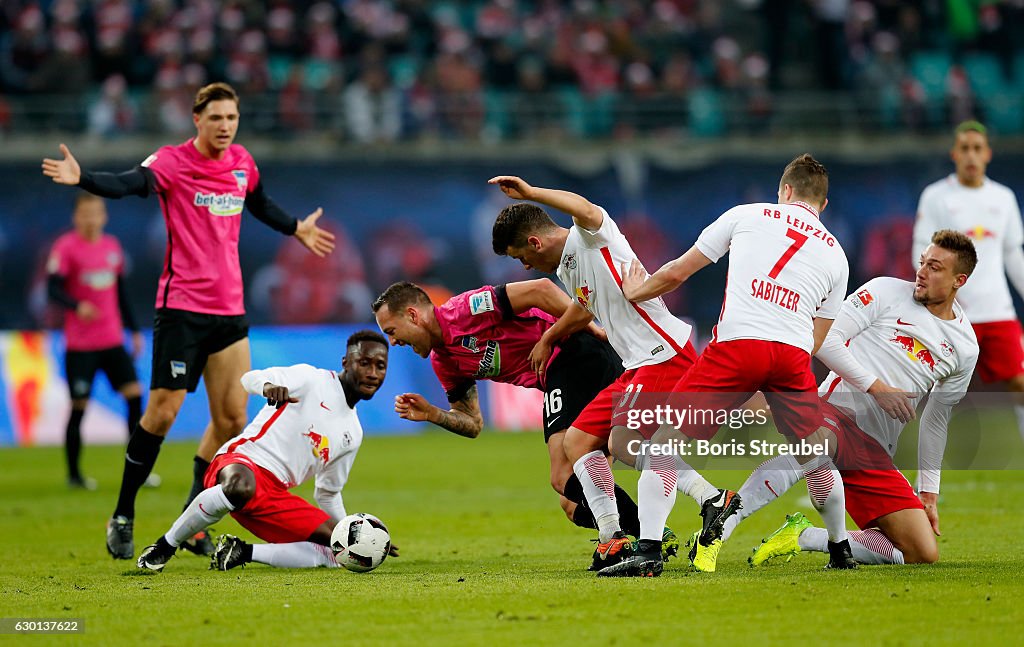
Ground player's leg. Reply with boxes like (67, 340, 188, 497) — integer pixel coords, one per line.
(193, 336, 251, 500)
(105, 347, 159, 488)
(137, 460, 251, 571)
(720, 454, 803, 542)
(546, 430, 578, 521)
(108, 311, 199, 559)
(1008, 372, 1024, 443)
(871, 508, 938, 564)
(63, 350, 97, 489)
(765, 349, 854, 568)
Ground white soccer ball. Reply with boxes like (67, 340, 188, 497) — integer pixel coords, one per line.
(330, 513, 391, 573)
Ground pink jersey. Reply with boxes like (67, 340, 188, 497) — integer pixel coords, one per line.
(140, 139, 261, 315)
(430, 286, 560, 399)
(47, 231, 126, 351)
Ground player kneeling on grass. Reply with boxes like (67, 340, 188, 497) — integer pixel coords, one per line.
(138, 331, 396, 572)
(729, 231, 978, 567)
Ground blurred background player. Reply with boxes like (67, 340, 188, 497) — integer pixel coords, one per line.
(41, 82, 337, 560)
(745, 230, 977, 566)
(47, 192, 148, 490)
(372, 279, 655, 564)
(913, 121, 1024, 442)
(137, 331, 391, 572)
(489, 176, 729, 574)
(614, 154, 852, 576)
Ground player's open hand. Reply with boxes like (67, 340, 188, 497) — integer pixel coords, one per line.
(263, 383, 299, 408)
(42, 144, 81, 186)
(395, 393, 432, 422)
(867, 380, 918, 423)
(919, 491, 940, 535)
(488, 176, 534, 201)
(620, 258, 647, 302)
(529, 339, 553, 379)
(294, 208, 336, 257)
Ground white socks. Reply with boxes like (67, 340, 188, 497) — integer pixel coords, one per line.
(803, 457, 849, 544)
(573, 450, 619, 542)
(164, 484, 234, 547)
(251, 542, 339, 568)
(721, 455, 802, 542)
(637, 454, 678, 541)
(798, 527, 905, 565)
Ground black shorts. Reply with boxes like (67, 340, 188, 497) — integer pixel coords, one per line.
(541, 332, 624, 442)
(151, 308, 249, 392)
(65, 346, 138, 399)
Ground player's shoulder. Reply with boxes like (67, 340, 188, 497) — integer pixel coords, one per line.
(922, 174, 955, 195)
(850, 276, 910, 306)
(228, 143, 255, 163)
(984, 177, 1018, 200)
(950, 302, 979, 344)
(141, 142, 185, 168)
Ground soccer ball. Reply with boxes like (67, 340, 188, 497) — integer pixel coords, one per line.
(330, 513, 391, 573)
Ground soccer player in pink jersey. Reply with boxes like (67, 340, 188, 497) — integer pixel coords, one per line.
(913, 121, 1024, 441)
(744, 230, 978, 566)
(611, 154, 854, 575)
(136, 331, 393, 572)
(372, 280, 666, 568)
(47, 193, 144, 490)
(488, 177, 733, 575)
(41, 82, 336, 560)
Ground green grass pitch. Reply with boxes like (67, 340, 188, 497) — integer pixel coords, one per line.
(0, 429, 1021, 645)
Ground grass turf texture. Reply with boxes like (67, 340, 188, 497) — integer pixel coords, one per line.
(1, 428, 1021, 645)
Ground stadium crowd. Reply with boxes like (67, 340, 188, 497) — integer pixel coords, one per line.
(2, 0, 1023, 139)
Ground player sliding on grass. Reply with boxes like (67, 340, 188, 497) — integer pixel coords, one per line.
(137, 331, 394, 572)
(612, 154, 853, 576)
(372, 279, 667, 569)
(740, 230, 978, 566)
(488, 176, 735, 575)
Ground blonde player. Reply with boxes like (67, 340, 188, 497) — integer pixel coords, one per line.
(489, 177, 734, 575)
(913, 121, 1024, 441)
(611, 154, 853, 576)
(136, 331, 390, 572)
(728, 230, 978, 566)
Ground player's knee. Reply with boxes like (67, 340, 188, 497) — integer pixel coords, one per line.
(903, 538, 939, 564)
(212, 411, 248, 436)
(219, 468, 256, 507)
(1008, 374, 1024, 393)
(142, 403, 180, 435)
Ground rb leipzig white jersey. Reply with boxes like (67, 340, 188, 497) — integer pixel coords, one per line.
(914, 175, 1023, 323)
(219, 364, 363, 494)
(696, 201, 849, 353)
(556, 208, 693, 370)
(820, 277, 978, 455)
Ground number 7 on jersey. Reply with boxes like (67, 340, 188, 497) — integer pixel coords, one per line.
(768, 228, 809, 279)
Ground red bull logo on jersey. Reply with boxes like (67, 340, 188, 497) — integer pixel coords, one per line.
(575, 285, 593, 308)
(964, 226, 997, 240)
(302, 426, 330, 464)
(890, 331, 938, 372)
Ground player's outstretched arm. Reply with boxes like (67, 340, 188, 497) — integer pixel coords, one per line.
(620, 246, 711, 302)
(505, 279, 571, 316)
(395, 389, 484, 439)
(488, 175, 604, 230)
(42, 144, 152, 198)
